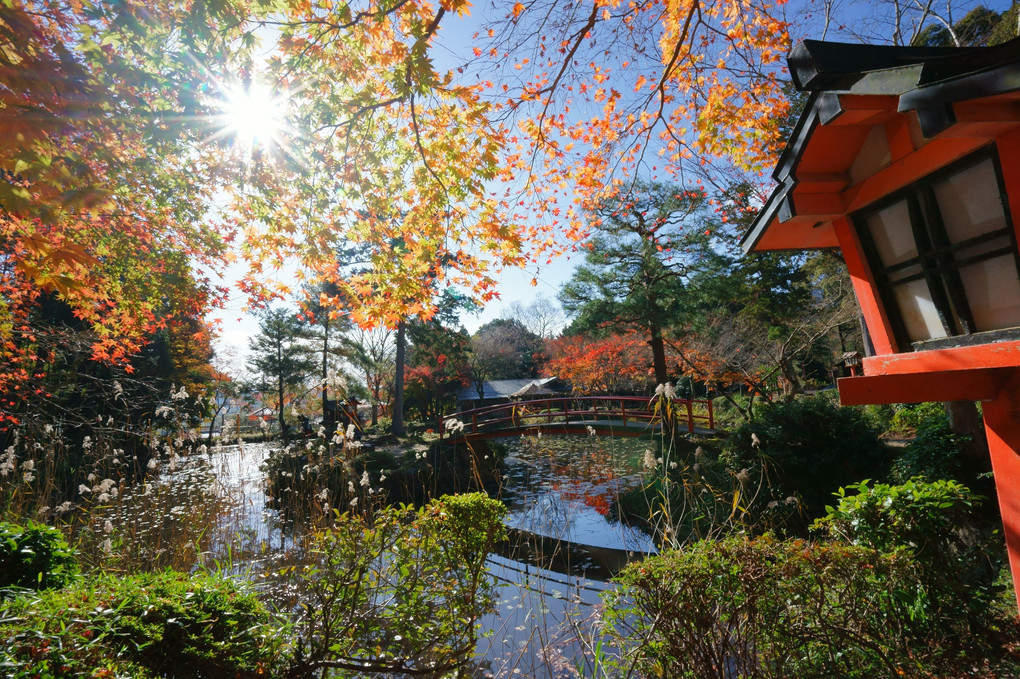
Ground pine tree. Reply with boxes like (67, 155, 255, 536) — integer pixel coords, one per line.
(247, 307, 316, 440)
(560, 182, 708, 386)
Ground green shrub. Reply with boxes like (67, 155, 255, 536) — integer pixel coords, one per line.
(610, 533, 1020, 678)
(291, 493, 506, 677)
(723, 396, 890, 530)
(609, 536, 928, 678)
(709, 394, 754, 429)
(0, 569, 285, 678)
(859, 403, 895, 433)
(364, 416, 392, 435)
(889, 403, 969, 483)
(890, 401, 947, 434)
(813, 478, 1004, 634)
(0, 520, 77, 592)
(813, 477, 979, 557)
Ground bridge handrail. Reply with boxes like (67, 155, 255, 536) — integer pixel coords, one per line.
(442, 395, 714, 438)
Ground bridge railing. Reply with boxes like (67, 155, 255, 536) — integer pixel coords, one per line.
(441, 395, 714, 438)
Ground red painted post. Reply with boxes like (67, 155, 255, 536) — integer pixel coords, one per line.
(621, 399, 627, 425)
(471, 412, 478, 435)
(686, 400, 694, 434)
(707, 399, 714, 430)
(981, 396, 1020, 611)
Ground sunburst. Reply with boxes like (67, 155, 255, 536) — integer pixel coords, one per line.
(216, 79, 288, 154)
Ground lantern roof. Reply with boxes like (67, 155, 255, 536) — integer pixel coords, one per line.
(743, 38, 1020, 254)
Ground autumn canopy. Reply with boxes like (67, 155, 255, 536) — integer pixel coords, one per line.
(0, 0, 791, 388)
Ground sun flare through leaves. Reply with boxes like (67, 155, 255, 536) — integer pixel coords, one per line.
(216, 79, 289, 155)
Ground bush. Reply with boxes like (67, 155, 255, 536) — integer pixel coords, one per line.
(724, 396, 890, 530)
(291, 493, 506, 677)
(888, 403, 969, 483)
(0, 521, 77, 592)
(364, 416, 392, 435)
(709, 394, 754, 429)
(609, 534, 1020, 678)
(859, 403, 895, 433)
(0, 569, 285, 677)
(813, 478, 1004, 634)
(890, 401, 947, 434)
(609, 536, 928, 678)
(813, 477, 979, 558)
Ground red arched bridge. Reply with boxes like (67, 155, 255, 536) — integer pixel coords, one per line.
(440, 396, 715, 441)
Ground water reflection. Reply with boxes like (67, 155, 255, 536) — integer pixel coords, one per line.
(500, 434, 656, 556)
(481, 555, 612, 679)
(483, 434, 654, 678)
(83, 443, 297, 574)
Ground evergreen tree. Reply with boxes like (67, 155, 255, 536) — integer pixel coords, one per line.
(560, 182, 707, 386)
(247, 307, 316, 439)
(405, 316, 471, 430)
(681, 184, 860, 410)
(912, 5, 1009, 47)
(301, 281, 357, 439)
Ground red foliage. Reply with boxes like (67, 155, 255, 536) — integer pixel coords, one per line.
(545, 332, 653, 394)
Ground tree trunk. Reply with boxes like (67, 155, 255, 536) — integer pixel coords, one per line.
(321, 317, 336, 440)
(945, 400, 991, 470)
(277, 371, 287, 440)
(206, 403, 225, 446)
(391, 320, 406, 436)
(779, 352, 803, 398)
(650, 333, 668, 386)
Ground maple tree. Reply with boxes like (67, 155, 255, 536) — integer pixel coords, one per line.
(0, 291, 221, 500)
(544, 331, 653, 395)
(0, 0, 261, 429)
(0, 2, 248, 358)
(231, 0, 793, 328)
(2, 0, 794, 409)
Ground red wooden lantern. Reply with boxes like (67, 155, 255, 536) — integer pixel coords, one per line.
(745, 38, 1020, 607)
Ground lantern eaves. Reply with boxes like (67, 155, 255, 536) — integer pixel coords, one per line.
(743, 38, 1020, 255)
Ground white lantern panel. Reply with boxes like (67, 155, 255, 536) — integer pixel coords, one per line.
(933, 158, 1009, 242)
(865, 199, 917, 266)
(959, 254, 1020, 332)
(893, 278, 948, 342)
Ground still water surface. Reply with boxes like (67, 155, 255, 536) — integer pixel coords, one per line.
(482, 434, 655, 677)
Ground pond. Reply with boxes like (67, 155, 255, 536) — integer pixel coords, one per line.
(88, 434, 658, 678)
(483, 434, 656, 678)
